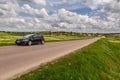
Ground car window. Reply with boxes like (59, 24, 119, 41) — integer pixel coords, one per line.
(33, 35, 39, 38)
(24, 34, 33, 38)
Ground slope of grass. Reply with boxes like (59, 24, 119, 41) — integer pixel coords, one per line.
(15, 38, 120, 80)
(0, 32, 92, 46)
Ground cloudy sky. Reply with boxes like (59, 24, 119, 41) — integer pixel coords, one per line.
(0, 0, 120, 33)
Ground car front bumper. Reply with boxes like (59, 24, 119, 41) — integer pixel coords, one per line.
(15, 40, 28, 45)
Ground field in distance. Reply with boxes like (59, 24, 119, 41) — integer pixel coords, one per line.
(0, 31, 95, 46)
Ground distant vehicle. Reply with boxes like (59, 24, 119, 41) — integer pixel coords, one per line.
(15, 34, 45, 46)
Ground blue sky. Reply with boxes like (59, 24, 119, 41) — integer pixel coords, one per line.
(0, 0, 120, 33)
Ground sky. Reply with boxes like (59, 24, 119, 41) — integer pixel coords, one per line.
(0, 0, 120, 33)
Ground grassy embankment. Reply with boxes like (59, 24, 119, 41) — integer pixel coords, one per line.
(15, 38, 120, 80)
(0, 32, 93, 46)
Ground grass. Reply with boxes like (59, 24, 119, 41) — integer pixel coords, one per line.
(0, 32, 92, 46)
(14, 38, 120, 80)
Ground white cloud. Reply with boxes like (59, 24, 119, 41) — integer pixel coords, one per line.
(0, 0, 20, 16)
(0, 0, 119, 33)
(0, 17, 25, 23)
(29, 0, 46, 5)
(22, 4, 48, 17)
(80, 0, 112, 9)
(99, 0, 120, 30)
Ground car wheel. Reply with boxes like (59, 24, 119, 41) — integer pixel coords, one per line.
(41, 40, 44, 44)
(28, 41, 32, 46)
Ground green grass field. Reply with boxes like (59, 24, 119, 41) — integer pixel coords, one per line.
(14, 38, 120, 80)
(0, 32, 92, 46)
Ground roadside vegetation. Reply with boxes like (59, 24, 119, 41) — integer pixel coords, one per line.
(15, 38, 120, 80)
(0, 31, 94, 46)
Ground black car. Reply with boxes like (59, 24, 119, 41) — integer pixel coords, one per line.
(15, 34, 45, 46)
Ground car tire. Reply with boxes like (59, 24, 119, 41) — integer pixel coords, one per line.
(41, 40, 44, 44)
(28, 41, 32, 46)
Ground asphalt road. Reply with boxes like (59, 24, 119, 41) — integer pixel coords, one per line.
(0, 38, 100, 80)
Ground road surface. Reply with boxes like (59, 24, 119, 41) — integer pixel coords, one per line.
(0, 38, 100, 80)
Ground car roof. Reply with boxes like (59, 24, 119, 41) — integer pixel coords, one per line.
(25, 34, 43, 36)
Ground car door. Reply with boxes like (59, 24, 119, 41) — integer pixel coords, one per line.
(32, 35, 40, 43)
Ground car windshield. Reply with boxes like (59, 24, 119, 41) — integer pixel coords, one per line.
(23, 34, 33, 38)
